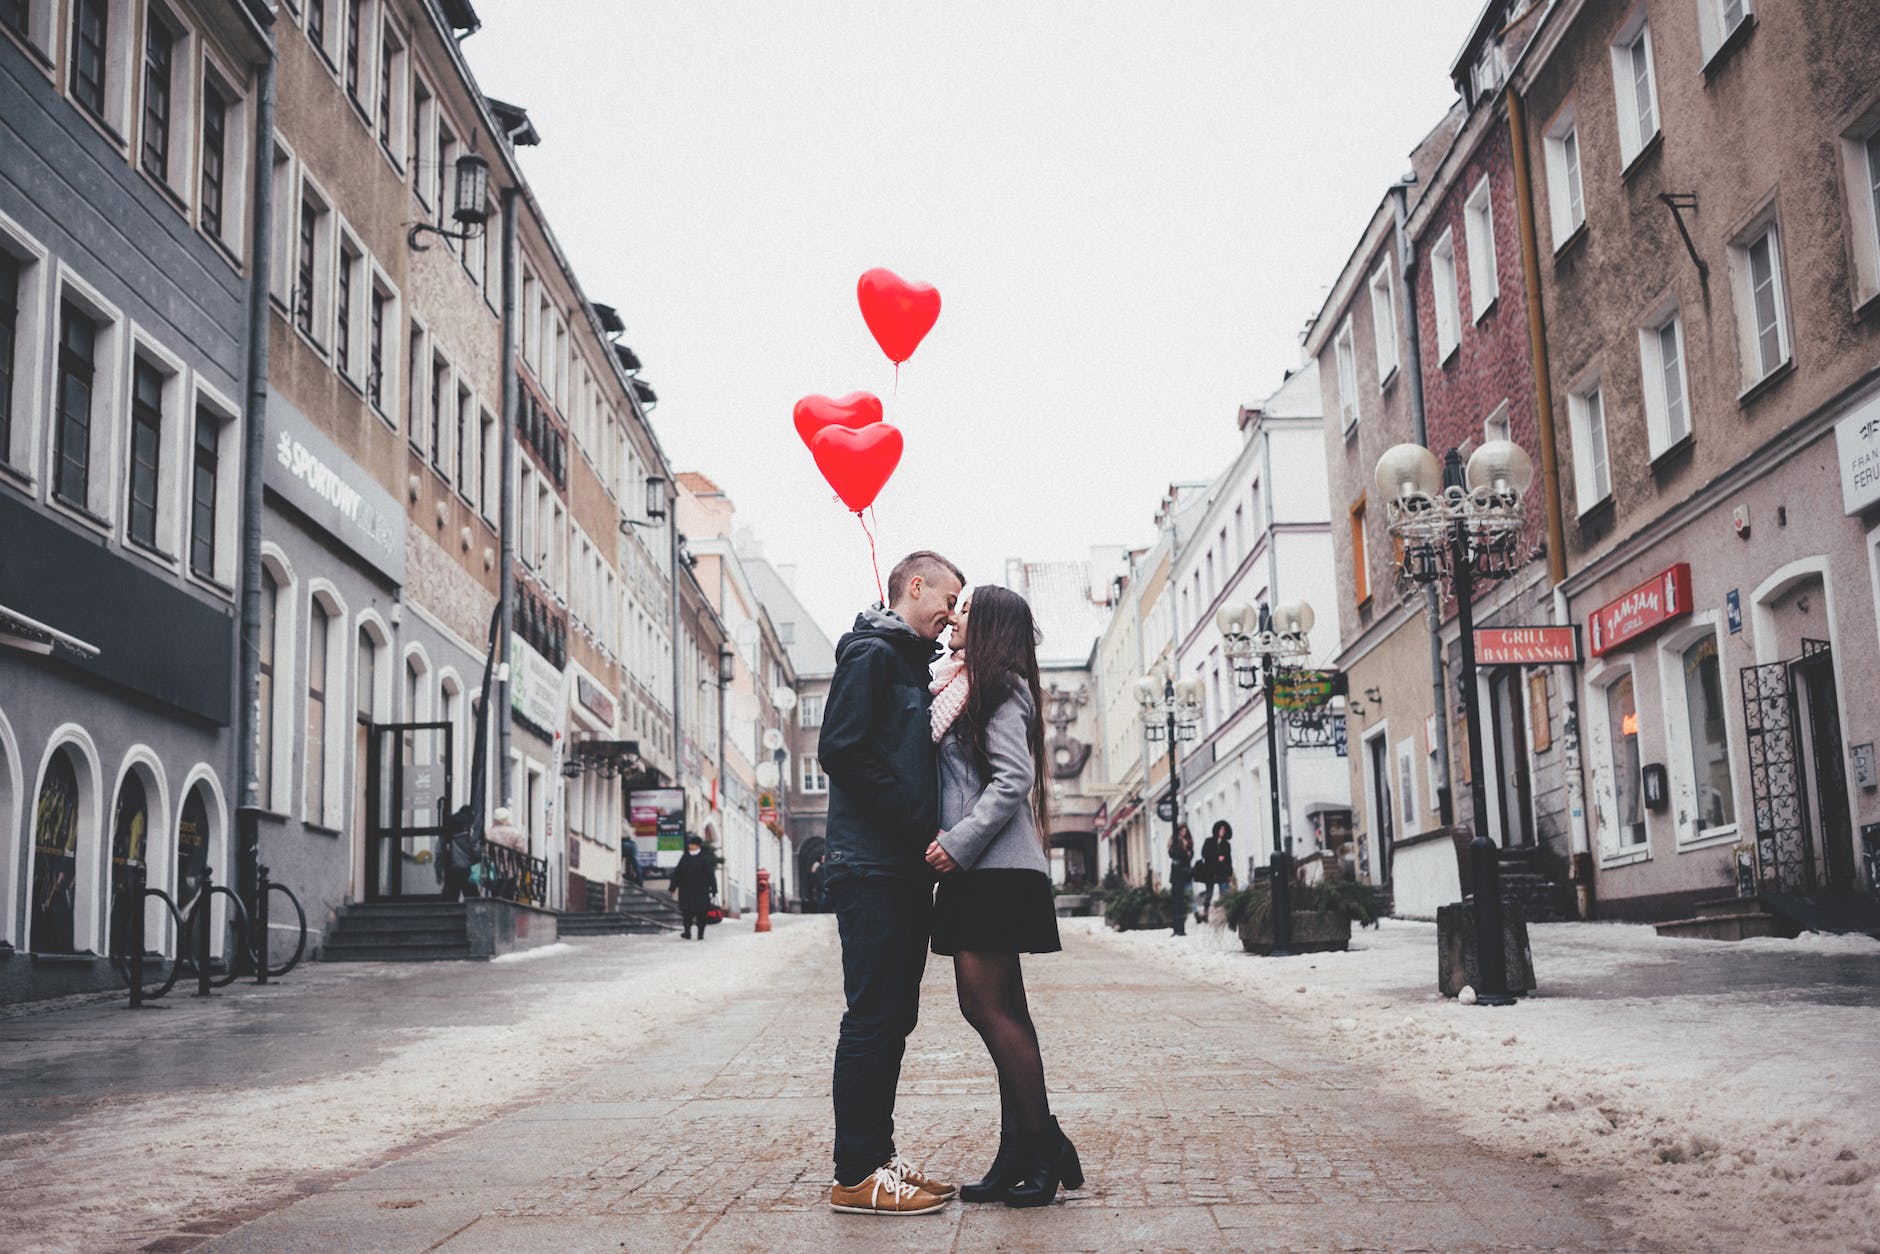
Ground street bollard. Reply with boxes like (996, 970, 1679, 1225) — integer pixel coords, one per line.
(127, 864, 145, 1007)
(254, 864, 271, 985)
(195, 864, 214, 998)
(755, 868, 772, 933)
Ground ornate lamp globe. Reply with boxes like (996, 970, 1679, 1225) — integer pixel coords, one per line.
(1374, 443, 1443, 502)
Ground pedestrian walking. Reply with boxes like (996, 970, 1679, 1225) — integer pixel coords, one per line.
(819, 551, 964, 1216)
(1167, 824, 1195, 936)
(1198, 820, 1237, 917)
(925, 585, 1082, 1208)
(669, 835, 716, 940)
(440, 804, 478, 901)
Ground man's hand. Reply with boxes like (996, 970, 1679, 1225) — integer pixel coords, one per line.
(925, 838, 960, 875)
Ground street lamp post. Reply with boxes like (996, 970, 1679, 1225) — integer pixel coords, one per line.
(1217, 600, 1315, 957)
(1375, 440, 1534, 1006)
(1135, 674, 1202, 905)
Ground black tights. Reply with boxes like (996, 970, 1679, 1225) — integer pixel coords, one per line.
(954, 951, 1050, 1137)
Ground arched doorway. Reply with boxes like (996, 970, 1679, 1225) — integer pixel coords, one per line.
(108, 772, 149, 957)
(31, 748, 81, 954)
(177, 784, 210, 911)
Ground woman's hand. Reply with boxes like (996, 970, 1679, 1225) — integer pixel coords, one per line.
(925, 837, 960, 875)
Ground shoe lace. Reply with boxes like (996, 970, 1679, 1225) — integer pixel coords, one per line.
(885, 1154, 925, 1182)
(869, 1164, 921, 1205)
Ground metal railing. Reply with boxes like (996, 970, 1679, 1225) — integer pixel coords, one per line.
(477, 840, 549, 909)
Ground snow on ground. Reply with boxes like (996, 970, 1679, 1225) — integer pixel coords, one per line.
(488, 940, 577, 963)
(1088, 915, 1880, 1253)
(0, 917, 819, 1253)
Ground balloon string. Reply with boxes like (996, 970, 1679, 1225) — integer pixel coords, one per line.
(858, 510, 885, 605)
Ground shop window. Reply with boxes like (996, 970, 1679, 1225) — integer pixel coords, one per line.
(176, 784, 208, 906)
(257, 565, 278, 807)
(1606, 672, 1646, 847)
(31, 748, 81, 953)
(109, 771, 148, 957)
(1679, 635, 1737, 836)
(306, 596, 332, 825)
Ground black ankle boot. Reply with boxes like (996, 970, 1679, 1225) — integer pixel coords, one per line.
(1003, 1118, 1084, 1208)
(959, 1136, 1024, 1203)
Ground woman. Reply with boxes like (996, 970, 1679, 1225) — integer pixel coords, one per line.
(1198, 819, 1236, 917)
(924, 585, 1083, 1208)
(1167, 823, 1195, 936)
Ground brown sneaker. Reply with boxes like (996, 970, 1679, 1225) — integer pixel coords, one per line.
(887, 1153, 958, 1199)
(829, 1165, 950, 1215)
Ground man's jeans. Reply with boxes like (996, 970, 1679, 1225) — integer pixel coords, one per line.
(829, 874, 933, 1186)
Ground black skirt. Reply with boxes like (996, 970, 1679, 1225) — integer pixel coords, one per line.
(931, 868, 1062, 956)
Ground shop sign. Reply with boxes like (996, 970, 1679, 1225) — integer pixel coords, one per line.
(264, 394, 404, 582)
(576, 674, 616, 725)
(629, 787, 687, 869)
(1589, 564, 1692, 657)
(1273, 669, 1337, 710)
(1834, 394, 1880, 515)
(510, 639, 562, 731)
(1474, 626, 1580, 665)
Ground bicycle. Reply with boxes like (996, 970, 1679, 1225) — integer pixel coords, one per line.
(109, 882, 186, 1001)
(177, 876, 252, 989)
(250, 875, 308, 979)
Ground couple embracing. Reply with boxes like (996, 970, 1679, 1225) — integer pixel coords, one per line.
(817, 551, 1082, 1215)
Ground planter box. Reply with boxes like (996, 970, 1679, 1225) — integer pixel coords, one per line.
(1238, 909, 1351, 955)
(1435, 900, 1536, 997)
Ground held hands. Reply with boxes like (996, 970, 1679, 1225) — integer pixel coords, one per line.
(925, 835, 960, 875)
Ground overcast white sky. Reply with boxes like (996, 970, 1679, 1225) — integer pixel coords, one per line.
(466, 1, 1482, 643)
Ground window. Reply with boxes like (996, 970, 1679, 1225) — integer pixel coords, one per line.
(140, 9, 176, 183)
(1605, 672, 1646, 847)
(1639, 307, 1691, 455)
(406, 322, 424, 445)
(335, 239, 359, 379)
(410, 76, 434, 203)
(430, 354, 448, 475)
(376, 20, 394, 150)
(126, 357, 164, 549)
(1611, 16, 1659, 168)
(1568, 380, 1611, 514)
(199, 74, 230, 242)
(268, 140, 293, 306)
(257, 566, 277, 808)
(1731, 220, 1790, 388)
(306, 0, 329, 64)
(1544, 107, 1585, 247)
(55, 301, 99, 510)
(0, 250, 18, 466)
(1677, 635, 1736, 836)
(455, 383, 472, 499)
(368, 283, 388, 413)
(306, 597, 330, 825)
(1838, 119, 1880, 306)
(70, 0, 110, 120)
(1333, 316, 1359, 430)
(798, 692, 825, 728)
(1232, 503, 1245, 559)
(1349, 498, 1369, 605)
(189, 404, 219, 578)
(1464, 177, 1498, 319)
(1368, 262, 1397, 380)
(294, 187, 332, 345)
(343, 0, 363, 105)
(801, 755, 828, 794)
(434, 115, 459, 239)
(1696, 0, 1752, 64)
(3, 1, 27, 38)
(1431, 227, 1461, 359)
(480, 407, 498, 520)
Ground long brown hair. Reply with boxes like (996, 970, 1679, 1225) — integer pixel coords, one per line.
(958, 585, 1049, 840)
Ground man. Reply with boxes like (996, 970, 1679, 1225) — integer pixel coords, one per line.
(669, 835, 716, 940)
(819, 550, 964, 1216)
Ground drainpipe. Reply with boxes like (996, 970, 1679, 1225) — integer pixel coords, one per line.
(1392, 179, 1456, 829)
(497, 188, 518, 807)
(1509, 86, 1592, 915)
(234, 38, 277, 910)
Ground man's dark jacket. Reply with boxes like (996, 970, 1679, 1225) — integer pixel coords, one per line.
(818, 608, 941, 884)
(670, 849, 716, 908)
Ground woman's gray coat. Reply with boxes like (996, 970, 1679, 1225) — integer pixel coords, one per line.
(935, 687, 1049, 874)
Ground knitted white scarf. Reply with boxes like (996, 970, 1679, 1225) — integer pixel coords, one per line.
(930, 653, 969, 744)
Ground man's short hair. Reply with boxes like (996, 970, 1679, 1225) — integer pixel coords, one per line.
(887, 550, 965, 605)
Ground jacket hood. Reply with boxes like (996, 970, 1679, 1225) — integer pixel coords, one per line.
(835, 606, 940, 666)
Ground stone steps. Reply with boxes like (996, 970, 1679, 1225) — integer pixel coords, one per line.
(1656, 895, 1800, 942)
(321, 901, 473, 963)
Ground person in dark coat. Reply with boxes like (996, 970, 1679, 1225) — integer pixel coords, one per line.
(1198, 820, 1236, 917)
(818, 550, 964, 1213)
(669, 835, 716, 939)
(441, 804, 479, 902)
(1167, 824, 1195, 937)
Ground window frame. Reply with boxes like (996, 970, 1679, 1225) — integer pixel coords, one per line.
(1695, 0, 1753, 68)
(1728, 215, 1792, 394)
(1567, 374, 1612, 516)
(69, 0, 134, 144)
(800, 754, 829, 795)
(139, 1, 196, 206)
(1367, 260, 1398, 382)
(2, 0, 58, 63)
(1609, 9, 1661, 169)
(1463, 175, 1498, 320)
(50, 266, 125, 528)
(1837, 112, 1880, 309)
(1431, 226, 1461, 361)
(367, 263, 398, 423)
(303, 585, 348, 829)
(1332, 315, 1359, 431)
(376, 14, 408, 169)
(1656, 619, 1741, 850)
(293, 175, 335, 352)
(1590, 664, 1650, 863)
(196, 53, 248, 263)
(1543, 104, 1586, 250)
(121, 328, 187, 564)
(187, 382, 240, 589)
(1638, 303, 1692, 457)
(0, 211, 51, 481)
(1348, 497, 1370, 607)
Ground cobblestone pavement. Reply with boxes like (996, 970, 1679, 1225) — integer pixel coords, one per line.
(189, 920, 1639, 1253)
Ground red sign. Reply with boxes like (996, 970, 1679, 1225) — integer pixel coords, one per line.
(1589, 564, 1693, 657)
(1475, 626, 1580, 665)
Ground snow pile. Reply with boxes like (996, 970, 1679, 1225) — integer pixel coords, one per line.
(489, 941, 577, 963)
(0, 921, 820, 1253)
(1089, 917, 1880, 1253)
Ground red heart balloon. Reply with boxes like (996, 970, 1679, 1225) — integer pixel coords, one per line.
(857, 268, 941, 365)
(792, 391, 884, 450)
(811, 423, 904, 513)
